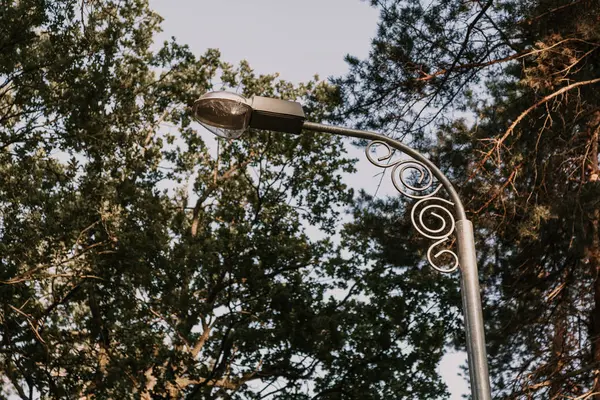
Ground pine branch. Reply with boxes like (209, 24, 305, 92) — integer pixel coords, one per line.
(418, 39, 599, 82)
(517, 0, 588, 26)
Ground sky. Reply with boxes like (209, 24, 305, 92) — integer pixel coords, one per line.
(148, 1, 470, 398)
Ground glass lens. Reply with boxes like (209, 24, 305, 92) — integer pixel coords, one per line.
(198, 121, 246, 139)
(192, 92, 252, 136)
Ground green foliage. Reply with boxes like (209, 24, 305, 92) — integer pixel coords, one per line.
(0, 1, 460, 399)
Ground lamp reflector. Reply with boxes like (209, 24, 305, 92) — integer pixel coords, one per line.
(192, 91, 252, 139)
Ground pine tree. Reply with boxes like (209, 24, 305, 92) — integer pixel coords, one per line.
(336, 0, 600, 398)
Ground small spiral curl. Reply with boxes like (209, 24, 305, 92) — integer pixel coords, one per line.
(365, 140, 459, 273)
(366, 141, 442, 199)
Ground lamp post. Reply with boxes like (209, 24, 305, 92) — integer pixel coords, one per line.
(192, 91, 492, 400)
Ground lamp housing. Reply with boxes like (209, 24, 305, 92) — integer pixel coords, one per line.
(192, 91, 305, 138)
(249, 96, 305, 134)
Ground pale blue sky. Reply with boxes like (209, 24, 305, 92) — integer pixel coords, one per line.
(148, 1, 470, 398)
(151, 0, 378, 83)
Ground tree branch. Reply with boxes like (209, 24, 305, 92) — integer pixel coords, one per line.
(190, 318, 211, 358)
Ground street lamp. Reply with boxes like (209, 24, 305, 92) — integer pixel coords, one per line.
(192, 91, 492, 400)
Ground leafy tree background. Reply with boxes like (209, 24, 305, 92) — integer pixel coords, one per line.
(337, 0, 600, 398)
(1, 0, 460, 399)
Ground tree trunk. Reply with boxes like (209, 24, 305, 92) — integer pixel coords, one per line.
(588, 112, 600, 400)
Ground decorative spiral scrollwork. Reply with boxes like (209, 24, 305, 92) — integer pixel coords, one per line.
(365, 140, 458, 273)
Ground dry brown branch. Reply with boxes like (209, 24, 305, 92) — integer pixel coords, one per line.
(574, 391, 600, 399)
(553, 46, 600, 78)
(508, 362, 600, 399)
(475, 164, 522, 213)
(471, 76, 600, 180)
(547, 282, 567, 302)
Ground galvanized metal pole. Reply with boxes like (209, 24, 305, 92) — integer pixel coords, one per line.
(302, 121, 492, 400)
(457, 220, 491, 400)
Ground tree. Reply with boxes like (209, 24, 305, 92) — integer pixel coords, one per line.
(1, 1, 458, 399)
(336, 0, 600, 398)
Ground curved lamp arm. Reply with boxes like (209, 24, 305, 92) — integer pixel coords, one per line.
(303, 121, 466, 220)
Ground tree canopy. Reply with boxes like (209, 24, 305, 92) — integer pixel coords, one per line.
(1, 0, 461, 398)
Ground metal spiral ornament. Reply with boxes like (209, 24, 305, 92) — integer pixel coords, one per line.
(366, 140, 459, 273)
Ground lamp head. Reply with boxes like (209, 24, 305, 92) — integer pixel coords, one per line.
(192, 91, 306, 138)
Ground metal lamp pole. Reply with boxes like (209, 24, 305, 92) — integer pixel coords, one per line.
(192, 92, 492, 400)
